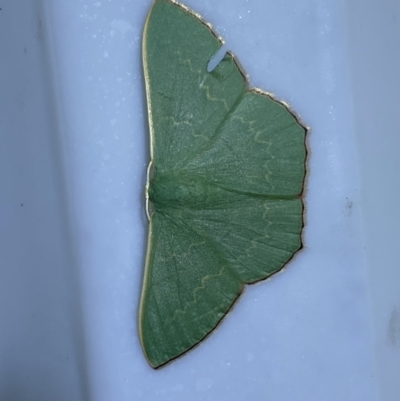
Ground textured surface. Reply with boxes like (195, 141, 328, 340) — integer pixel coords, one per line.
(139, 0, 307, 368)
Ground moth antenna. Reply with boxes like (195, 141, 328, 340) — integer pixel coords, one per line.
(145, 160, 153, 221)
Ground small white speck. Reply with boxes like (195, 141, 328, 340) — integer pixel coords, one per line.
(195, 378, 213, 391)
(110, 19, 133, 36)
(103, 51, 109, 58)
(94, 1, 101, 6)
(110, 119, 117, 126)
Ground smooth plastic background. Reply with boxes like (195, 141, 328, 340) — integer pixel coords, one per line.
(1, 0, 399, 400)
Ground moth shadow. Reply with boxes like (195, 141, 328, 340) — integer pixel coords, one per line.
(133, 49, 151, 326)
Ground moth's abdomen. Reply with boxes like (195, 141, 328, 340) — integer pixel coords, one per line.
(148, 170, 212, 210)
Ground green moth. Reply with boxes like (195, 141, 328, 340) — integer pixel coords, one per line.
(139, 0, 307, 368)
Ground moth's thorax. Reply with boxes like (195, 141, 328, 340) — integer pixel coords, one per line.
(148, 170, 212, 210)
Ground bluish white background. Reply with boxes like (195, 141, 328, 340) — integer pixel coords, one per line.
(1, 0, 399, 400)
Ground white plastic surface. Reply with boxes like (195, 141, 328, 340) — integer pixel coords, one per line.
(1, 0, 399, 400)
